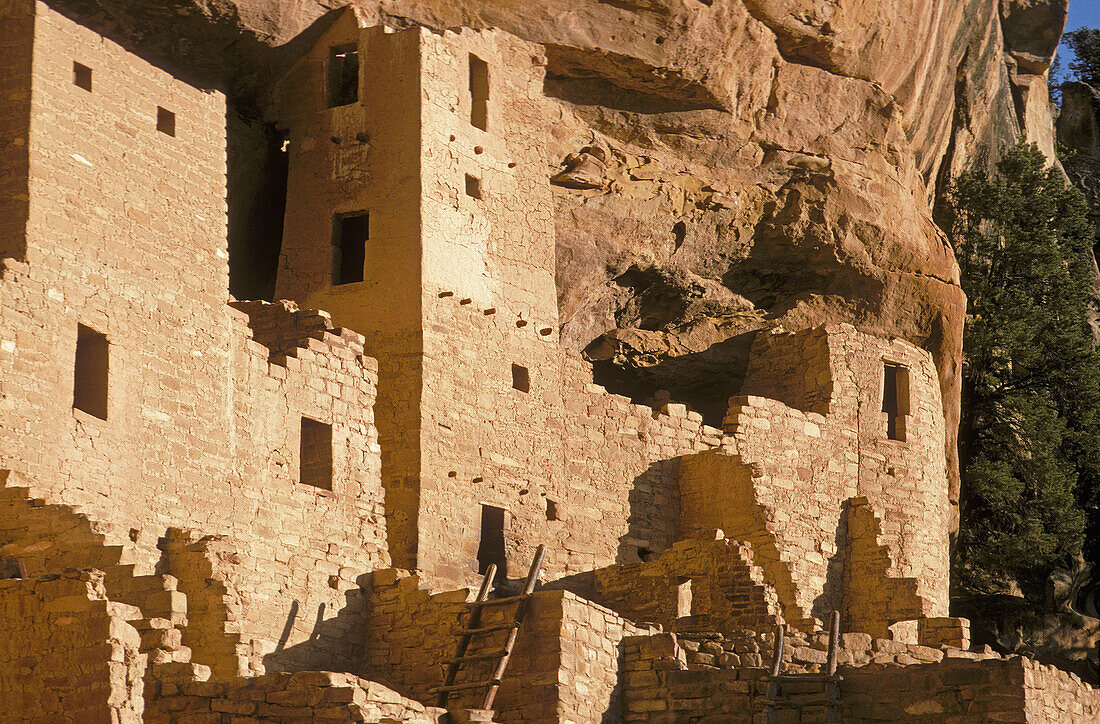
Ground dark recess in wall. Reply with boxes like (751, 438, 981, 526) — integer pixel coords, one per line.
(228, 109, 288, 300)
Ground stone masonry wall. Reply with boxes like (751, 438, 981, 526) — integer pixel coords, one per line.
(363, 569, 647, 723)
(743, 326, 950, 615)
(0, 4, 390, 685)
(0, 569, 145, 723)
(622, 629, 1100, 723)
(0, 0, 32, 262)
(680, 325, 948, 632)
(269, 17, 723, 585)
(590, 536, 782, 636)
(417, 294, 722, 587)
(1022, 658, 1100, 722)
(146, 670, 448, 723)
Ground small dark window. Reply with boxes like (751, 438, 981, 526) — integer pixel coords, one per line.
(156, 107, 175, 136)
(469, 54, 489, 131)
(333, 212, 368, 285)
(73, 324, 108, 419)
(300, 417, 333, 490)
(327, 44, 359, 108)
(465, 174, 482, 199)
(882, 363, 910, 441)
(546, 499, 559, 521)
(73, 62, 92, 91)
(477, 504, 507, 578)
(511, 363, 529, 393)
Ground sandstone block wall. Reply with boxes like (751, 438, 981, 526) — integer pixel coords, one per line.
(622, 629, 1100, 723)
(269, 15, 724, 586)
(0, 569, 145, 723)
(0, 3, 390, 683)
(681, 325, 949, 632)
(146, 670, 449, 723)
(417, 295, 722, 586)
(363, 569, 647, 723)
(1022, 658, 1100, 722)
(589, 536, 782, 636)
(0, 0, 31, 263)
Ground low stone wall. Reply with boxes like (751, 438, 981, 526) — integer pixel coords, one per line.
(590, 536, 782, 635)
(1023, 658, 1100, 722)
(0, 569, 145, 722)
(364, 569, 648, 722)
(621, 629, 1100, 723)
(146, 670, 450, 723)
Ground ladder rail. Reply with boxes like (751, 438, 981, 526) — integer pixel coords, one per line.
(433, 545, 547, 711)
(482, 544, 546, 710)
(436, 563, 497, 707)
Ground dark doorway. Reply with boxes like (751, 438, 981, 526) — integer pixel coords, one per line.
(477, 504, 507, 578)
(74, 324, 108, 419)
(333, 212, 368, 285)
(327, 44, 359, 108)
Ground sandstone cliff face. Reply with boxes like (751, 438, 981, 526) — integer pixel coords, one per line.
(46, 0, 1069, 511)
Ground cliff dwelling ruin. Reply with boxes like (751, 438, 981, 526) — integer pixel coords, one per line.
(0, 1, 1097, 721)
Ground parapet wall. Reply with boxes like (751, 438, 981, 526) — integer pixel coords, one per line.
(0, 570, 145, 723)
(622, 629, 1100, 723)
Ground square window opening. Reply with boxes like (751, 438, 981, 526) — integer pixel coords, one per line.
(511, 363, 529, 393)
(465, 174, 482, 200)
(300, 417, 333, 491)
(74, 324, 108, 420)
(477, 504, 507, 578)
(156, 107, 176, 136)
(332, 212, 368, 285)
(469, 53, 489, 130)
(882, 363, 910, 441)
(327, 44, 359, 108)
(73, 62, 92, 91)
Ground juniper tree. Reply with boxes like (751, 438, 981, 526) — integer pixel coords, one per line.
(1064, 28, 1100, 89)
(945, 143, 1100, 595)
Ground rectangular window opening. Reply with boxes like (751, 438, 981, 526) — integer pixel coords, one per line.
(327, 44, 359, 108)
(333, 212, 368, 285)
(469, 53, 489, 131)
(545, 499, 558, 521)
(511, 363, 529, 393)
(74, 324, 108, 420)
(156, 107, 176, 136)
(676, 578, 693, 618)
(882, 363, 910, 441)
(465, 174, 482, 200)
(73, 62, 92, 92)
(477, 504, 507, 578)
(300, 417, 334, 491)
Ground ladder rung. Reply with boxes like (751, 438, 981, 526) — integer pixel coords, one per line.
(430, 679, 501, 694)
(473, 594, 528, 608)
(459, 622, 520, 635)
(445, 650, 508, 665)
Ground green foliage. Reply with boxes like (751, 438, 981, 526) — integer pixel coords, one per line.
(1065, 28, 1100, 89)
(945, 143, 1099, 595)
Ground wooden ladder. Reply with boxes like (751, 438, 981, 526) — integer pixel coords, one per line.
(764, 610, 842, 724)
(431, 544, 546, 711)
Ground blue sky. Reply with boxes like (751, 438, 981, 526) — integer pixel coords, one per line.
(1067, 0, 1100, 32)
(1059, 0, 1100, 77)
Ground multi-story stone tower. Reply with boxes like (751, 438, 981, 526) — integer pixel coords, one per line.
(272, 12, 696, 585)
